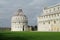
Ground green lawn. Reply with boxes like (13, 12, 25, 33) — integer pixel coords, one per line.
(0, 31, 60, 40)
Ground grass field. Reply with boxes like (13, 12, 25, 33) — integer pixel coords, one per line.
(0, 31, 60, 40)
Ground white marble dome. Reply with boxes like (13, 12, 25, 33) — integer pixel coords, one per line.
(11, 9, 28, 31)
(12, 9, 28, 23)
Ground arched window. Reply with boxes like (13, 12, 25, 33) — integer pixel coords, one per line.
(54, 14, 56, 17)
(54, 21, 56, 24)
(58, 7, 59, 10)
(49, 9, 51, 12)
(19, 21, 20, 24)
(54, 8, 55, 11)
(46, 10, 48, 13)
(51, 14, 53, 17)
(43, 22, 45, 24)
(48, 21, 50, 24)
(57, 14, 59, 16)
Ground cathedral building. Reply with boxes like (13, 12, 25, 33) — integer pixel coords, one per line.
(37, 4, 60, 32)
(11, 9, 28, 31)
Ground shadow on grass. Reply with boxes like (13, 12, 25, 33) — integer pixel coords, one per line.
(0, 33, 28, 40)
(0, 32, 60, 40)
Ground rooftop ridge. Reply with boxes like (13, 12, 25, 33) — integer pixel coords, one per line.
(44, 3, 60, 10)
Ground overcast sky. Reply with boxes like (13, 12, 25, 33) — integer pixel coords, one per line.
(0, 0, 60, 27)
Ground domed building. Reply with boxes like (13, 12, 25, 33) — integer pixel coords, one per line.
(11, 9, 28, 31)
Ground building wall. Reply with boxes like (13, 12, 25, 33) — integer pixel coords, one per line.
(43, 4, 60, 15)
(37, 4, 60, 31)
(11, 16, 28, 31)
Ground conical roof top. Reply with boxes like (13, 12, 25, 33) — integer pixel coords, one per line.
(14, 9, 26, 17)
(17, 9, 23, 13)
(12, 9, 28, 23)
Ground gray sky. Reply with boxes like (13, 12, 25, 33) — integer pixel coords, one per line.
(0, 0, 60, 27)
